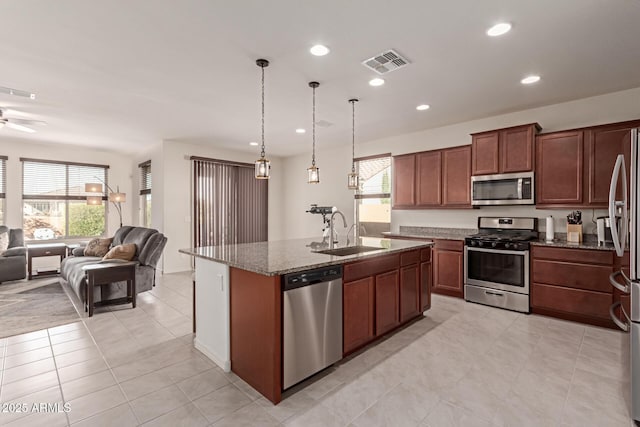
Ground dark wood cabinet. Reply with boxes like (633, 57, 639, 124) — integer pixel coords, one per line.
(471, 123, 539, 175)
(375, 270, 400, 336)
(420, 248, 432, 311)
(343, 277, 375, 354)
(432, 239, 464, 298)
(586, 122, 634, 206)
(392, 154, 416, 208)
(536, 131, 584, 206)
(531, 246, 615, 328)
(442, 145, 471, 206)
(416, 151, 442, 206)
(400, 264, 420, 323)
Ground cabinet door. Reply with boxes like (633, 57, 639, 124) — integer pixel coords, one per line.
(501, 125, 535, 173)
(442, 146, 471, 206)
(536, 131, 584, 206)
(343, 277, 375, 354)
(400, 264, 420, 323)
(586, 123, 633, 205)
(416, 151, 442, 206)
(392, 154, 416, 208)
(433, 249, 463, 298)
(375, 270, 400, 336)
(471, 132, 500, 175)
(420, 261, 432, 312)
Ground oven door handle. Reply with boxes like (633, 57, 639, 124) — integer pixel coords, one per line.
(465, 246, 529, 256)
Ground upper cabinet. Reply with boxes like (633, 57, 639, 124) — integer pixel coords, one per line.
(471, 123, 540, 175)
(536, 120, 639, 208)
(392, 145, 471, 209)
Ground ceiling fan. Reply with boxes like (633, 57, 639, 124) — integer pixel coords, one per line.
(0, 108, 46, 133)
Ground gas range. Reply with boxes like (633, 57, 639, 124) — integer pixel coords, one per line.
(465, 217, 539, 251)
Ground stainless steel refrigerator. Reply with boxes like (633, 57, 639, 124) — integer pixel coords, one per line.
(609, 128, 640, 423)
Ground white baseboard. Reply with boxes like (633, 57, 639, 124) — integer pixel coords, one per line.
(194, 338, 231, 372)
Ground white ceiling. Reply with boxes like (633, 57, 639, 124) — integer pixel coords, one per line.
(1, 0, 640, 157)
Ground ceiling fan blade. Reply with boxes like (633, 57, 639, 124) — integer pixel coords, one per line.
(7, 118, 46, 126)
(6, 121, 36, 133)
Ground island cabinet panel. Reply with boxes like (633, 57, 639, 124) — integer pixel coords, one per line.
(229, 268, 282, 404)
(416, 151, 442, 206)
(536, 131, 584, 206)
(343, 277, 375, 354)
(375, 270, 400, 336)
(432, 239, 464, 298)
(443, 145, 472, 206)
(530, 246, 616, 328)
(471, 132, 500, 175)
(420, 261, 432, 312)
(392, 154, 416, 208)
(400, 264, 420, 323)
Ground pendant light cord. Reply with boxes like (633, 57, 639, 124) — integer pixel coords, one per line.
(260, 64, 266, 159)
(351, 100, 356, 173)
(312, 85, 316, 166)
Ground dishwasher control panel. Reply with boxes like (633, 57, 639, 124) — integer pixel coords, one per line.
(283, 265, 343, 291)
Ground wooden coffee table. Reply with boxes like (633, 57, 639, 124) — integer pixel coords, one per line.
(27, 243, 67, 280)
(82, 261, 138, 317)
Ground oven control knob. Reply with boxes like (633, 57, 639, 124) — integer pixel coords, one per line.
(491, 242, 498, 248)
(470, 240, 476, 246)
(478, 241, 483, 247)
(504, 243, 511, 249)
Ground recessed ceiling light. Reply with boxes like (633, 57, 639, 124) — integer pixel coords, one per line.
(487, 22, 512, 37)
(249, 141, 259, 146)
(416, 104, 430, 111)
(369, 78, 385, 87)
(310, 45, 330, 56)
(521, 75, 541, 85)
(295, 128, 306, 134)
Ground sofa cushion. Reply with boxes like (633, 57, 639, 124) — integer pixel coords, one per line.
(84, 238, 113, 257)
(0, 231, 8, 255)
(103, 244, 136, 261)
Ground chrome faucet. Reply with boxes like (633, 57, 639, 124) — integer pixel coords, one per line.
(329, 210, 347, 249)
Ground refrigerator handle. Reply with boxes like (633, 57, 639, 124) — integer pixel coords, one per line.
(609, 154, 628, 257)
(610, 270, 631, 294)
(609, 301, 630, 332)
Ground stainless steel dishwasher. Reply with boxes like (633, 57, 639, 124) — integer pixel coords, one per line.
(282, 265, 342, 389)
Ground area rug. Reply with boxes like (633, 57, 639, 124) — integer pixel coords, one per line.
(0, 278, 80, 338)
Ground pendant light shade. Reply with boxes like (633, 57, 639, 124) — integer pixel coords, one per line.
(347, 98, 359, 190)
(255, 59, 271, 179)
(307, 81, 320, 184)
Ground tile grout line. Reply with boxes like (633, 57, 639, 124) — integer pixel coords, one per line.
(0, 338, 7, 402)
(46, 328, 71, 427)
(559, 328, 586, 426)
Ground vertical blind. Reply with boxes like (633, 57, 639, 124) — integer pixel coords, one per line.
(21, 159, 109, 199)
(0, 156, 6, 199)
(139, 160, 151, 195)
(192, 157, 268, 248)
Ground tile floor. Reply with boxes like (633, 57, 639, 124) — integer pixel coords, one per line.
(0, 271, 634, 426)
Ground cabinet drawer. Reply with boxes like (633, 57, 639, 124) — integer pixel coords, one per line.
(400, 250, 420, 267)
(420, 248, 432, 262)
(531, 283, 611, 320)
(531, 246, 613, 265)
(344, 254, 400, 283)
(532, 259, 612, 293)
(434, 239, 463, 252)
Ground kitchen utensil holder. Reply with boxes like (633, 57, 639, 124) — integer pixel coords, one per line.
(567, 224, 583, 243)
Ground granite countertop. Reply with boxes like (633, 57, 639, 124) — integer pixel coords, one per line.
(531, 237, 621, 252)
(382, 226, 476, 241)
(179, 236, 433, 276)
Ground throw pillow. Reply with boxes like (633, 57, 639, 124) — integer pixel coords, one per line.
(0, 231, 9, 255)
(102, 243, 136, 261)
(84, 238, 113, 257)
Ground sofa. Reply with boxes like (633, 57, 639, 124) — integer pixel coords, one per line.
(0, 226, 27, 283)
(61, 226, 167, 304)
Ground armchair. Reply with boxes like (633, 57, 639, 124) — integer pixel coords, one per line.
(0, 226, 27, 283)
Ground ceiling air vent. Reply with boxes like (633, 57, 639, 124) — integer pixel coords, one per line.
(361, 49, 410, 75)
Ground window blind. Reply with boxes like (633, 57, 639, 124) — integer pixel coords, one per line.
(21, 159, 108, 200)
(354, 155, 392, 199)
(0, 156, 6, 199)
(139, 160, 151, 195)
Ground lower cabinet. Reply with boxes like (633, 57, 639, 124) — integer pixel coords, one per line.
(343, 277, 375, 354)
(400, 264, 420, 323)
(432, 239, 464, 298)
(531, 246, 616, 328)
(375, 270, 400, 336)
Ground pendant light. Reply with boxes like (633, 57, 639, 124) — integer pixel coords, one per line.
(307, 81, 320, 184)
(254, 59, 271, 179)
(347, 98, 359, 190)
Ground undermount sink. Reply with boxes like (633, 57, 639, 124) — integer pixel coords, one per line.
(316, 245, 382, 256)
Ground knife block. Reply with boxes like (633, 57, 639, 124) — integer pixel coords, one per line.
(567, 224, 583, 243)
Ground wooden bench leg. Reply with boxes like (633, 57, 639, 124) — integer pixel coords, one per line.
(131, 272, 136, 309)
(88, 276, 94, 317)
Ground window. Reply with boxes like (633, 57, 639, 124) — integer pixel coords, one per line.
(139, 160, 152, 227)
(354, 154, 391, 237)
(192, 157, 268, 247)
(22, 158, 108, 240)
(0, 156, 6, 225)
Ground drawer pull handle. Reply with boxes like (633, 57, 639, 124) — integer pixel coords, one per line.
(45, 251, 51, 255)
(485, 291, 504, 297)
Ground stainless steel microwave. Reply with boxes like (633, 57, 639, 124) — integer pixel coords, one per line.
(471, 171, 535, 206)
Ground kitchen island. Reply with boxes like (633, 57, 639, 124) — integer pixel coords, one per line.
(179, 236, 433, 404)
